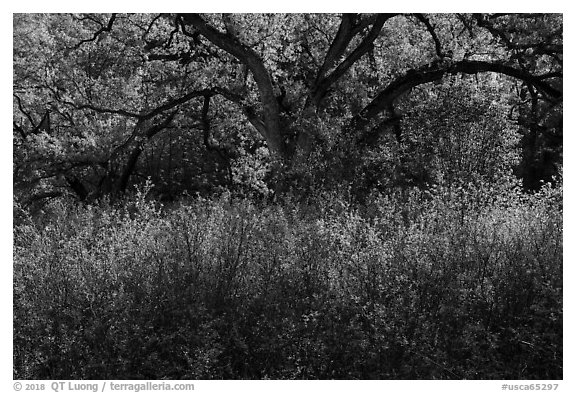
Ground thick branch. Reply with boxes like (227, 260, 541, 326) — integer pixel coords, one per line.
(350, 59, 562, 134)
(180, 14, 286, 158)
(311, 14, 395, 107)
(315, 14, 356, 82)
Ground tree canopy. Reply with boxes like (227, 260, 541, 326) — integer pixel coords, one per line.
(13, 13, 562, 205)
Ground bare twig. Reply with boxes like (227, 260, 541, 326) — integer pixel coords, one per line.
(71, 13, 117, 50)
(414, 14, 446, 58)
(13, 93, 37, 128)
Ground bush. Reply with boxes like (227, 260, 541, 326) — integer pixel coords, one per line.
(13, 182, 562, 379)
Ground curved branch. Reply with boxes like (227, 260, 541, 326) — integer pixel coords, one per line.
(350, 59, 562, 134)
(180, 13, 286, 158)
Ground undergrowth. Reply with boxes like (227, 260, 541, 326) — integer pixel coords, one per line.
(13, 182, 562, 379)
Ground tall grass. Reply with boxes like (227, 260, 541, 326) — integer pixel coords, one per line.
(13, 183, 562, 379)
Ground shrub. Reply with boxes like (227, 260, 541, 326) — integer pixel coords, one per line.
(14, 181, 562, 379)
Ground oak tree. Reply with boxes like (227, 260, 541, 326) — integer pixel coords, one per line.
(13, 13, 562, 204)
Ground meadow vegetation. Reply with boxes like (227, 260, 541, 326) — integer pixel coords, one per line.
(14, 180, 562, 379)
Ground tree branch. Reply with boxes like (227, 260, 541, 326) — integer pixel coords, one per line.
(414, 14, 446, 58)
(63, 102, 141, 118)
(116, 112, 178, 193)
(143, 14, 164, 39)
(311, 14, 396, 108)
(142, 89, 214, 120)
(180, 13, 287, 158)
(13, 93, 37, 129)
(13, 122, 28, 140)
(24, 190, 65, 207)
(473, 13, 562, 57)
(315, 14, 356, 82)
(200, 95, 229, 162)
(221, 14, 242, 40)
(71, 13, 117, 50)
(211, 87, 269, 137)
(146, 110, 178, 138)
(63, 89, 214, 120)
(350, 59, 562, 135)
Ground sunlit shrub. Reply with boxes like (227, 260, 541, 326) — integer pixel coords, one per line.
(14, 180, 562, 379)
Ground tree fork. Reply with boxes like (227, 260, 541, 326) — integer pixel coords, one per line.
(180, 14, 288, 160)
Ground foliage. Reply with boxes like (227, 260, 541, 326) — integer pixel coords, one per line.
(13, 13, 563, 380)
(13, 13, 562, 203)
(14, 181, 562, 379)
